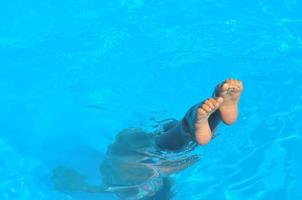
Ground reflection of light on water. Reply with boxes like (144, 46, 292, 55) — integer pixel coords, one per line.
(86, 88, 122, 111)
(0, 139, 41, 199)
(225, 19, 238, 32)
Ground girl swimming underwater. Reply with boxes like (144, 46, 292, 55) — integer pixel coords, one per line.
(53, 79, 243, 200)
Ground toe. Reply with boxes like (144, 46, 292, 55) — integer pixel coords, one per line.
(220, 82, 230, 92)
(210, 98, 219, 107)
(198, 108, 207, 115)
(232, 80, 240, 90)
(216, 97, 224, 104)
(228, 79, 239, 90)
(209, 98, 217, 105)
(206, 99, 215, 109)
(238, 80, 243, 91)
(202, 104, 212, 112)
(207, 97, 223, 109)
(234, 80, 243, 91)
(227, 78, 234, 84)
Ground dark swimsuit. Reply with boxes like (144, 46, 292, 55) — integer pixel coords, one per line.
(100, 102, 221, 200)
(100, 119, 199, 200)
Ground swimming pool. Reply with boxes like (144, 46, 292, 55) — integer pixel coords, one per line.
(1, 0, 302, 199)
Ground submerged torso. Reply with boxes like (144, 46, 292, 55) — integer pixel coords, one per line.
(100, 120, 199, 200)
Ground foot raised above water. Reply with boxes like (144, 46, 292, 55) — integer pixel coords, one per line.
(215, 79, 243, 125)
(193, 97, 224, 145)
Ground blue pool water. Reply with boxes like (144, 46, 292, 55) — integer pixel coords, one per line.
(1, 0, 302, 199)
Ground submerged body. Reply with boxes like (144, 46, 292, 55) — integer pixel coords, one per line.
(53, 79, 243, 200)
(100, 121, 199, 200)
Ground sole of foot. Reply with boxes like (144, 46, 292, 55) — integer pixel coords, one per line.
(215, 79, 243, 125)
(194, 97, 224, 145)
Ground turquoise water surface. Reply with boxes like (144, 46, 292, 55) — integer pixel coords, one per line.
(1, 0, 302, 199)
